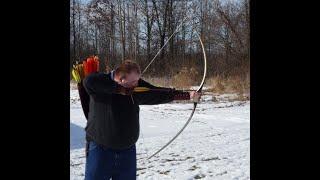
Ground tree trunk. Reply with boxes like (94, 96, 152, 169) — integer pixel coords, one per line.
(134, 0, 139, 62)
(72, 0, 76, 61)
(145, 0, 152, 62)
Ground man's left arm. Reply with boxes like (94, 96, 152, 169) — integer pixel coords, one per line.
(133, 79, 192, 105)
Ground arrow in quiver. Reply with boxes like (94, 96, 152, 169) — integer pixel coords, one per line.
(71, 56, 100, 120)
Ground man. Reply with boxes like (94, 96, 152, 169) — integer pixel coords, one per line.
(83, 60, 201, 180)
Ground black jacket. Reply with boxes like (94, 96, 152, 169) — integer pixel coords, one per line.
(83, 72, 176, 149)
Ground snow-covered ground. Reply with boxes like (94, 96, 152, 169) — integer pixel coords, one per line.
(70, 89, 250, 180)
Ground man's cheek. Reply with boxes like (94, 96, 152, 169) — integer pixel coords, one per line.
(131, 83, 138, 88)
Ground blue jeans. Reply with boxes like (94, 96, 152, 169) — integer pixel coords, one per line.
(84, 141, 137, 180)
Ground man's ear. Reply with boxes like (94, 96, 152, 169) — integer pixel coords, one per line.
(120, 75, 125, 82)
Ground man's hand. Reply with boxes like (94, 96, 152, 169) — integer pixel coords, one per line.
(115, 85, 134, 95)
(189, 91, 202, 103)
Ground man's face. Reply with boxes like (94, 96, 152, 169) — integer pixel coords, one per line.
(119, 71, 140, 88)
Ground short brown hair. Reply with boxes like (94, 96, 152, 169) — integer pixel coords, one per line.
(115, 60, 141, 77)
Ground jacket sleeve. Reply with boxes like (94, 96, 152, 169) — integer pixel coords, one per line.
(83, 72, 118, 97)
(77, 81, 90, 120)
(133, 79, 177, 105)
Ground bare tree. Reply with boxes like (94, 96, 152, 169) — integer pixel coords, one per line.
(72, 0, 77, 62)
(143, 0, 155, 62)
(152, 0, 170, 60)
(133, 0, 139, 62)
(70, 0, 250, 79)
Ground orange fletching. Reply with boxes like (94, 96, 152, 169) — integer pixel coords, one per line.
(87, 58, 93, 74)
(96, 60, 99, 72)
(83, 61, 88, 77)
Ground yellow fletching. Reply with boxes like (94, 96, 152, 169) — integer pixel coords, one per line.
(72, 68, 81, 83)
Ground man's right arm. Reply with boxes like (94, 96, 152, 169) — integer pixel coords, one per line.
(83, 72, 133, 97)
(83, 72, 118, 96)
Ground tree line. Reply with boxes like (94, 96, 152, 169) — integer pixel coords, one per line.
(70, 0, 249, 78)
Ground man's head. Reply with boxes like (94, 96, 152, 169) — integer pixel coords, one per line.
(114, 60, 141, 88)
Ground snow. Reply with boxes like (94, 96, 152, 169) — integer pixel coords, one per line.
(70, 88, 250, 179)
